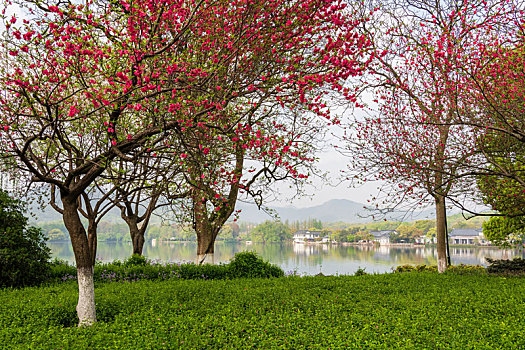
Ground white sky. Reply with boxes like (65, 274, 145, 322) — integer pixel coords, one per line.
(272, 146, 381, 208)
(270, 98, 381, 209)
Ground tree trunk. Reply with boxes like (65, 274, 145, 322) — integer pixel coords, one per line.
(196, 230, 216, 264)
(122, 214, 146, 256)
(435, 195, 448, 273)
(130, 222, 145, 256)
(193, 193, 220, 264)
(76, 266, 96, 326)
(195, 211, 220, 264)
(61, 196, 97, 326)
(87, 220, 98, 266)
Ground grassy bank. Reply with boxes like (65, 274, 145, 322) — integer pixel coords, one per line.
(1, 273, 524, 349)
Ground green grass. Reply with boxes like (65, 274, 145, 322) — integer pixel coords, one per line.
(1, 273, 524, 349)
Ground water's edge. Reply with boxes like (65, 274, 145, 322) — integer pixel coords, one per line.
(48, 241, 523, 276)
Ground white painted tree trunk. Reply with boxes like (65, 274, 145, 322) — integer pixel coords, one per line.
(197, 253, 214, 265)
(437, 257, 447, 273)
(435, 195, 448, 273)
(76, 266, 96, 326)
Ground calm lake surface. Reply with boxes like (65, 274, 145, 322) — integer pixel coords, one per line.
(48, 241, 525, 275)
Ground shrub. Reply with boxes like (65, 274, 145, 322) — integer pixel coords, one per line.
(176, 262, 229, 280)
(446, 264, 486, 275)
(47, 251, 285, 284)
(90, 251, 282, 283)
(486, 257, 525, 274)
(48, 259, 77, 282)
(0, 190, 51, 288)
(394, 264, 416, 273)
(227, 251, 284, 278)
(394, 264, 484, 274)
(354, 267, 367, 276)
(123, 254, 148, 267)
(92, 259, 231, 283)
(394, 264, 437, 273)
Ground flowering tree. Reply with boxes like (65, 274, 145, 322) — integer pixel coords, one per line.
(0, 0, 192, 325)
(0, 0, 370, 324)
(344, 0, 518, 272)
(173, 108, 325, 263)
(124, 0, 373, 264)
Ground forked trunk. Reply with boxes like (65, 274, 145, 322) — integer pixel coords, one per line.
(132, 232, 145, 255)
(435, 195, 448, 273)
(191, 143, 243, 264)
(196, 229, 217, 264)
(62, 196, 97, 325)
(193, 194, 221, 264)
(130, 223, 145, 256)
(122, 215, 146, 256)
(87, 221, 98, 266)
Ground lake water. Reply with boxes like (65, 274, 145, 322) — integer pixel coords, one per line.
(48, 241, 525, 275)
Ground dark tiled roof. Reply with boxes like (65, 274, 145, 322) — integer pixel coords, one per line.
(450, 228, 482, 237)
(370, 230, 396, 238)
(292, 230, 323, 236)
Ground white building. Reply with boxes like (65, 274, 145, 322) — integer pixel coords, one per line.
(293, 230, 331, 243)
(414, 236, 436, 244)
(370, 230, 396, 245)
(449, 228, 487, 245)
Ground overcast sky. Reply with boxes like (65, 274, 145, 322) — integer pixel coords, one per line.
(270, 147, 380, 208)
(269, 104, 381, 209)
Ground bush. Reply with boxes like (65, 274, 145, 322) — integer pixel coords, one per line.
(86, 251, 283, 283)
(354, 267, 367, 276)
(123, 254, 148, 267)
(394, 264, 419, 273)
(48, 259, 77, 282)
(46, 251, 285, 284)
(394, 264, 484, 274)
(47, 252, 285, 284)
(93, 260, 231, 282)
(446, 264, 486, 275)
(486, 257, 525, 274)
(0, 190, 51, 288)
(227, 251, 284, 278)
(394, 264, 437, 273)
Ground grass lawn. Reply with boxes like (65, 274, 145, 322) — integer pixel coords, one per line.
(0, 273, 524, 349)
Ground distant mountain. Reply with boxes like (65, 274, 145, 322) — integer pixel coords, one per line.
(235, 199, 439, 224)
(234, 199, 365, 223)
(26, 195, 440, 225)
(27, 202, 122, 224)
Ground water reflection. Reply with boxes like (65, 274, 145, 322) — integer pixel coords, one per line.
(48, 241, 525, 276)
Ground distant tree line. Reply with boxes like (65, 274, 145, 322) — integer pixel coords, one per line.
(40, 214, 488, 245)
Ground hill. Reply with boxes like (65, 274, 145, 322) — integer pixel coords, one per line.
(235, 199, 439, 223)
(27, 195, 449, 226)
